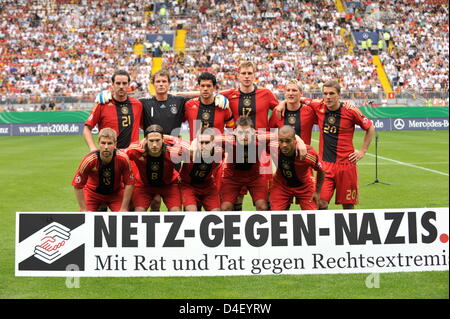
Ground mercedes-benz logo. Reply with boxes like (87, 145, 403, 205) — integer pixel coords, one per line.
(393, 118, 405, 130)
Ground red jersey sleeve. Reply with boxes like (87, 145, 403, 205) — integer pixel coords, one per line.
(302, 98, 323, 110)
(220, 89, 235, 99)
(266, 89, 279, 110)
(304, 146, 323, 172)
(348, 105, 373, 131)
(85, 103, 101, 128)
(126, 144, 144, 162)
(117, 150, 135, 185)
(268, 111, 281, 128)
(72, 152, 97, 188)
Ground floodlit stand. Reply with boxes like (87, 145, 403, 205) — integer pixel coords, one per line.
(366, 133, 391, 186)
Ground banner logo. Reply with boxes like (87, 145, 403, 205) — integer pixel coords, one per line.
(34, 222, 71, 264)
(16, 214, 85, 272)
(394, 118, 405, 130)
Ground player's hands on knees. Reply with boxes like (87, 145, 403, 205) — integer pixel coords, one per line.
(310, 191, 320, 206)
(215, 94, 229, 109)
(95, 90, 112, 104)
(349, 149, 366, 163)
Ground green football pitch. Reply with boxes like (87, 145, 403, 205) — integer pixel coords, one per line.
(0, 130, 448, 299)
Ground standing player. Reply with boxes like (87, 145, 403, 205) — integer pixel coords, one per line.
(180, 128, 224, 211)
(269, 79, 317, 145)
(177, 62, 296, 210)
(84, 70, 143, 151)
(220, 61, 281, 211)
(94, 69, 230, 137)
(126, 124, 182, 212)
(184, 72, 235, 141)
(221, 61, 280, 130)
(183, 72, 235, 210)
(72, 128, 134, 212)
(306, 81, 375, 209)
(94, 69, 229, 211)
(270, 125, 325, 211)
(141, 69, 190, 136)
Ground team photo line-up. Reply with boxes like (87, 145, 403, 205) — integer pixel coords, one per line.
(73, 61, 375, 213)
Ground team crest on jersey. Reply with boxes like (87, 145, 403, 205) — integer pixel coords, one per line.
(202, 112, 211, 120)
(282, 162, 291, 170)
(243, 98, 252, 107)
(328, 115, 336, 125)
(121, 106, 129, 115)
(199, 163, 208, 170)
(288, 116, 296, 124)
(170, 105, 178, 114)
(103, 169, 111, 177)
(151, 164, 159, 171)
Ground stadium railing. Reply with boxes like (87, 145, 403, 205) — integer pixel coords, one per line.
(2, 90, 448, 112)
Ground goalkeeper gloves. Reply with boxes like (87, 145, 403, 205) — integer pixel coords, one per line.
(214, 94, 229, 110)
(94, 90, 113, 104)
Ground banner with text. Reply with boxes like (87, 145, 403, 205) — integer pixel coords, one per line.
(15, 208, 449, 277)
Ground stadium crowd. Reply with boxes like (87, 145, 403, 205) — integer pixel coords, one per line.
(166, 0, 381, 97)
(376, 0, 448, 94)
(0, 0, 448, 107)
(0, 0, 156, 104)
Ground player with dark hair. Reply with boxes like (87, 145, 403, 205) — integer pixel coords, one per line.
(126, 124, 182, 211)
(85, 70, 143, 151)
(179, 127, 224, 211)
(94, 69, 229, 211)
(94, 69, 230, 137)
(174, 62, 295, 210)
(270, 125, 325, 211)
(183, 72, 235, 141)
(303, 80, 376, 209)
(72, 128, 135, 212)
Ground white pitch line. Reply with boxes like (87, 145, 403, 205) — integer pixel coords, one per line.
(358, 161, 448, 166)
(310, 138, 449, 177)
(364, 153, 449, 177)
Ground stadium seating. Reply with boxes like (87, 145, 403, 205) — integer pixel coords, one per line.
(0, 0, 447, 109)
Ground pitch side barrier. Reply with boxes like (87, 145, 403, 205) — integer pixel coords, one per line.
(0, 107, 448, 136)
(15, 208, 449, 277)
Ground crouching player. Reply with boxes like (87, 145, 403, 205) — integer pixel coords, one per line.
(126, 124, 182, 211)
(219, 116, 275, 211)
(180, 128, 224, 211)
(270, 125, 325, 211)
(72, 128, 134, 212)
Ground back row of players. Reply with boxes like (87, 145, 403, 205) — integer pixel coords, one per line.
(72, 61, 375, 212)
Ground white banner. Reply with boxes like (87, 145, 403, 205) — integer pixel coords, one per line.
(15, 208, 449, 277)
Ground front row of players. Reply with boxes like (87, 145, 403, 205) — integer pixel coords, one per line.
(72, 117, 325, 212)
